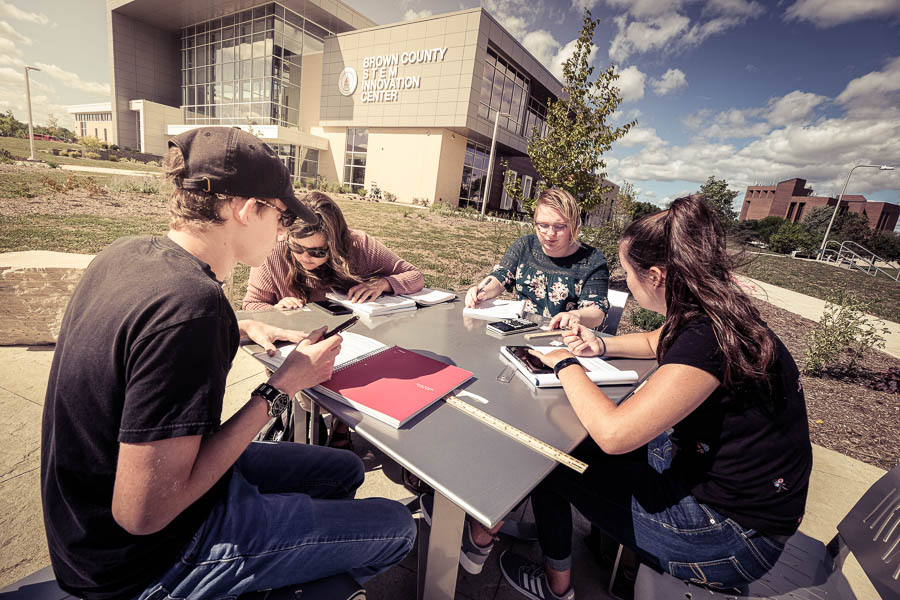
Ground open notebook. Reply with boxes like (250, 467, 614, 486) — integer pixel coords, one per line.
(400, 287, 456, 306)
(499, 345, 639, 388)
(325, 291, 417, 316)
(462, 298, 525, 320)
(254, 332, 472, 428)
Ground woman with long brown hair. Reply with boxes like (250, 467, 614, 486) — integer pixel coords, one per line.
(242, 191, 424, 310)
(487, 194, 812, 599)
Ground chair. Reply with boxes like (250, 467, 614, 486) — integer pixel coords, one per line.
(0, 566, 365, 600)
(603, 290, 630, 336)
(633, 463, 900, 599)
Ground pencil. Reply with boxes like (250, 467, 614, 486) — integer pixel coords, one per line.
(524, 330, 566, 340)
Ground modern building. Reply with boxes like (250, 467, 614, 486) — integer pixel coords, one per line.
(99, 0, 567, 212)
(739, 178, 899, 233)
(67, 103, 114, 143)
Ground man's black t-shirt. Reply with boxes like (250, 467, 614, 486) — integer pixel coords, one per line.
(661, 318, 812, 536)
(41, 236, 239, 600)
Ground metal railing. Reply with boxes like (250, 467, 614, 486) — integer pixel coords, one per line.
(820, 240, 900, 282)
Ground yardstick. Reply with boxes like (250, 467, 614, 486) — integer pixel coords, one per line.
(445, 394, 588, 473)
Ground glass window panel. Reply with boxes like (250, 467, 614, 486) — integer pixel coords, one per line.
(253, 34, 265, 58)
(252, 58, 265, 78)
(511, 85, 523, 122)
(478, 103, 489, 119)
(197, 32, 207, 46)
(222, 14, 234, 27)
(490, 77, 502, 111)
(286, 10, 302, 28)
(351, 167, 365, 185)
(197, 21, 207, 34)
(184, 24, 195, 36)
(486, 50, 496, 67)
(213, 42, 222, 64)
(275, 4, 284, 19)
(209, 29, 220, 43)
(184, 67, 193, 85)
(210, 85, 218, 105)
(241, 59, 252, 79)
(223, 82, 234, 102)
(272, 57, 282, 79)
(240, 9, 252, 22)
(197, 66, 207, 83)
(274, 18, 283, 36)
(213, 64, 222, 82)
(252, 78, 263, 101)
(265, 4, 275, 16)
(262, 76, 272, 100)
(253, 18, 266, 34)
(283, 34, 302, 59)
(352, 155, 366, 167)
(241, 80, 252, 102)
(187, 86, 195, 105)
(223, 61, 234, 82)
(185, 48, 195, 68)
(265, 36, 273, 56)
(222, 40, 234, 62)
(305, 20, 328, 39)
(303, 32, 324, 55)
(240, 36, 252, 60)
(266, 16, 274, 31)
(356, 129, 368, 151)
(501, 77, 514, 114)
(239, 21, 252, 37)
(480, 65, 493, 104)
(253, 6, 265, 19)
(196, 85, 206, 104)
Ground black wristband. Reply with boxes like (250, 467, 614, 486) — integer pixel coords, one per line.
(553, 357, 583, 378)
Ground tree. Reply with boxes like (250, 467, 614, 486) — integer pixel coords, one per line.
(802, 206, 871, 249)
(867, 232, 900, 262)
(629, 201, 661, 221)
(0, 110, 28, 138)
(524, 10, 635, 214)
(769, 221, 816, 254)
(697, 175, 738, 226)
(755, 216, 786, 244)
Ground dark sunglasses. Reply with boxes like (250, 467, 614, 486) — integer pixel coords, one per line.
(254, 199, 297, 228)
(288, 240, 329, 258)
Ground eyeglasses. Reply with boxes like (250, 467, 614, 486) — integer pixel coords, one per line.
(288, 240, 329, 258)
(254, 199, 297, 228)
(534, 222, 569, 234)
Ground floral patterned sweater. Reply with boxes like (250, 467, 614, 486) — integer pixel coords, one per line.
(488, 234, 610, 319)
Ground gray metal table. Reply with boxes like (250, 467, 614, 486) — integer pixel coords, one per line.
(237, 301, 656, 600)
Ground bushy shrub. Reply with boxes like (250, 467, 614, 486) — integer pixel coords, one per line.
(412, 197, 431, 207)
(46, 160, 59, 169)
(384, 191, 397, 202)
(631, 307, 664, 331)
(86, 152, 101, 159)
(0, 148, 14, 164)
(803, 289, 889, 375)
(769, 221, 816, 254)
(101, 143, 109, 149)
(755, 216, 786, 244)
(146, 160, 160, 167)
(110, 144, 119, 151)
(580, 223, 621, 270)
(107, 155, 119, 162)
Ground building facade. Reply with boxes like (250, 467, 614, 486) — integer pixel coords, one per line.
(67, 103, 114, 143)
(739, 178, 899, 233)
(101, 0, 566, 211)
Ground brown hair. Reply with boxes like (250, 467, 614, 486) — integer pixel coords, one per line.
(535, 188, 582, 236)
(621, 194, 776, 386)
(283, 191, 362, 302)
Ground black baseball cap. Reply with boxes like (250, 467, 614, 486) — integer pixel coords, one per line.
(168, 127, 317, 225)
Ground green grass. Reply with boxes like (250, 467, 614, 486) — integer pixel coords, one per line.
(0, 136, 161, 172)
(736, 252, 900, 322)
(0, 214, 168, 253)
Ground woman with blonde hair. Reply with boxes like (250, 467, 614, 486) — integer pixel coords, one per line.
(243, 191, 424, 310)
(465, 188, 609, 330)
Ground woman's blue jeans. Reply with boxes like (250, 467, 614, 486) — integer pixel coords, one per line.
(531, 434, 786, 589)
(135, 441, 416, 600)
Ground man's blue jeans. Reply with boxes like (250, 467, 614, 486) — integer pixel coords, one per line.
(136, 441, 416, 600)
(531, 434, 786, 589)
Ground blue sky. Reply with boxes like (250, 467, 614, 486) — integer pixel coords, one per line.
(1, 0, 898, 209)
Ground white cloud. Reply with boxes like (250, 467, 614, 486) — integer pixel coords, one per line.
(618, 124, 665, 149)
(33, 62, 110, 95)
(483, 0, 532, 39)
(402, 8, 432, 20)
(0, 1, 48, 25)
(0, 20, 30, 45)
(784, 0, 900, 28)
(606, 0, 764, 62)
(836, 55, 900, 112)
(651, 68, 687, 95)
(522, 29, 560, 67)
(615, 65, 646, 102)
(766, 90, 827, 126)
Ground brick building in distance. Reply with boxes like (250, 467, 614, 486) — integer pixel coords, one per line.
(739, 178, 899, 233)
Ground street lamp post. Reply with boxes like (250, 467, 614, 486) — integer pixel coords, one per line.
(481, 110, 511, 216)
(817, 164, 895, 260)
(24, 66, 41, 161)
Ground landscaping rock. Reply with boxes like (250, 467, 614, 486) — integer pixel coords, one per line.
(0, 251, 95, 345)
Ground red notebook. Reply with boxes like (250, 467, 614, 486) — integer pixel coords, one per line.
(314, 346, 473, 428)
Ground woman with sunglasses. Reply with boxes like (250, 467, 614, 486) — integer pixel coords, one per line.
(242, 191, 424, 312)
(465, 188, 609, 330)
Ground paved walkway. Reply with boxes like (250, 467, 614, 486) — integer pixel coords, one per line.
(60, 164, 161, 177)
(737, 275, 900, 359)
(0, 278, 893, 598)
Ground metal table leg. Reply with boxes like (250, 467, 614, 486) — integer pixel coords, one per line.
(418, 491, 465, 600)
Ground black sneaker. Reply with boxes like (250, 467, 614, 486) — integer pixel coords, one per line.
(500, 550, 575, 600)
(419, 494, 494, 575)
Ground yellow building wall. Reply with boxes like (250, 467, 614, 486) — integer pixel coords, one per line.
(433, 131, 467, 207)
(365, 128, 445, 203)
(309, 126, 345, 186)
(300, 53, 323, 134)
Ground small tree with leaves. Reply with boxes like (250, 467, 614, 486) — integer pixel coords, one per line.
(697, 175, 738, 226)
(524, 10, 635, 215)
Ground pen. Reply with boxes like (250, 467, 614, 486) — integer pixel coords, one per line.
(323, 315, 359, 339)
(524, 329, 567, 340)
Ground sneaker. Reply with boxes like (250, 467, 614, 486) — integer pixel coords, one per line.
(500, 550, 575, 600)
(419, 494, 494, 575)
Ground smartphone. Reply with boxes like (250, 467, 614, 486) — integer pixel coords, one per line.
(506, 345, 553, 374)
(323, 315, 359, 339)
(312, 299, 353, 315)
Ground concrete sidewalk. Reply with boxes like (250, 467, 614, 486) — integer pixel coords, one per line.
(0, 277, 893, 597)
(60, 164, 161, 177)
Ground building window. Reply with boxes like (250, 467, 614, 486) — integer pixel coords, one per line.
(500, 169, 517, 210)
(180, 2, 332, 128)
(300, 147, 319, 185)
(521, 175, 533, 211)
(80, 123, 86, 137)
(343, 128, 367, 192)
(786, 202, 796, 221)
(459, 139, 490, 211)
(795, 202, 806, 222)
(478, 47, 529, 135)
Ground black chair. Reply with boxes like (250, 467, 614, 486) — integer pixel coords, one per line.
(633, 464, 900, 599)
(0, 566, 365, 600)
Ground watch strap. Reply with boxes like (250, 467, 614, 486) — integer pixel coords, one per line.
(252, 383, 289, 417)
(553, 357, 583, 378)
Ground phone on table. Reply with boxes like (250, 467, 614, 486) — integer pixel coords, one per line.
(323, 315, 359, 339)
(505, 345, 553, 374)
(312, 299, 353, 315)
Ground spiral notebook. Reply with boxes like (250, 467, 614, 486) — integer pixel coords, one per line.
(499, 345, 639, 388)
(313, 337, 473, 428)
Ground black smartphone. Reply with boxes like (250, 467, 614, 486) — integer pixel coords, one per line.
(506, 345, 552, 374)
(323, 315, 359, 339)
(312, 299, 353, 315)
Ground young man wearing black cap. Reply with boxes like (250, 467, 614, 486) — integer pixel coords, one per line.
(41, 127, 416, 600)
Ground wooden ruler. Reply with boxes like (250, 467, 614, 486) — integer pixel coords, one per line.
(445, 395, 588, 473)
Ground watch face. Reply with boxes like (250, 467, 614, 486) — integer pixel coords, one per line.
(269, 393, 289, 417)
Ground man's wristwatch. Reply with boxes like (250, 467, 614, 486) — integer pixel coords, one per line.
(252, 383, 290, 418)
(553, 357, 583, 378)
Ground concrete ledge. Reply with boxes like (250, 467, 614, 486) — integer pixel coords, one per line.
(0, 251, 95, 345)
